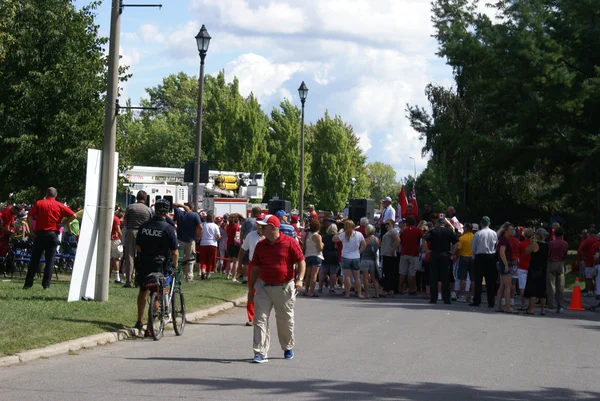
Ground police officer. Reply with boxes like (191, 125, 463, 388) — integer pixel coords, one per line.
(423, 218, 458, 304)
(134, 198, 178, 331)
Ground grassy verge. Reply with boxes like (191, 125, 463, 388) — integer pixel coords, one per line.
(0, 273, 246, 356)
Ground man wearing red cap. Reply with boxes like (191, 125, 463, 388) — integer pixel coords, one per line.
(248, 214, 306, 363)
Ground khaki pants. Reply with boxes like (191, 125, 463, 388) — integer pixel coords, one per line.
(123, 229, 138, 282)
(547, 261, 565, 308)
(179, 240, 195, 280)
(253, 279, 296, 359)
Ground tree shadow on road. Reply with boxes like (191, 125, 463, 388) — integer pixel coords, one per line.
(124, 377, 600, 401)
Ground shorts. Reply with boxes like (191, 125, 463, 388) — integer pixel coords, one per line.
(341, 257, 360, 271)
(305, 255, 323, 267)
(457, 256, 473, 280)
(135, 270, 162, 289)
(399, 255, 419, 276)
(227, 244, 240, 258)
(497, 262, 512, 277)
(321, 264, 339, 275)
(360, 259, 376, 272)
(196, 245, 217, 272)
(585, 266, 595, 279)
(242, 251, 250, 265)
(110, 240, 123, 259)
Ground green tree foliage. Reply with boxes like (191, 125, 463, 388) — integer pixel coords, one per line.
(264, 100, 303, 208)
(0, 0, 110, 203)
(408, 0, 600, 224)
(125, 71, 270, 175)
(365, 162, 401, 203)
(311, 112, 359, 212)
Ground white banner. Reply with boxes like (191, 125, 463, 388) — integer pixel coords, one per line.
(68, 149, 118, 302)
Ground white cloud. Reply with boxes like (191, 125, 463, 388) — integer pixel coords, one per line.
(137, 24, 165, 44)
(191, 0, 308, 34)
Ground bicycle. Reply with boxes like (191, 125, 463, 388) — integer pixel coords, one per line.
(144, 261, 189, 341)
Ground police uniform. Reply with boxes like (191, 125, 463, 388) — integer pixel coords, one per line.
(135, 216, 178, 287)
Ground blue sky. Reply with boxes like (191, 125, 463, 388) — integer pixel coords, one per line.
(75, 0, 494, 179)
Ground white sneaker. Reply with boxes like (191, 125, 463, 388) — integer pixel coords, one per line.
(451, 292, 457, 301)
(510, 298, 515, 307)
(438, 293, 442, 301)
(458, 295, 467, 303)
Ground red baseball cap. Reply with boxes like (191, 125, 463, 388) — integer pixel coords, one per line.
(257, 213, 266, 221)
(257, 214, 280, 228)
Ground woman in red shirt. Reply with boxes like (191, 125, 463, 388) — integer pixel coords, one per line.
(517, 229, 533, 310)
(226, 214, 241, 281)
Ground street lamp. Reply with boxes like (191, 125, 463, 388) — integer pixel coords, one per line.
(350, 177, 356, 199)
(281, 181, 286, 199)
(192, 25, 211, 209)
(298, 81, 308, 216)
(409, 156, 417, 180)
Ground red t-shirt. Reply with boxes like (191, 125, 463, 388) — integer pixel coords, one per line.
(29, 198, 75, 232)
(111, 216, 121, 240)
(253, 234, 305, 285)
(497, 235, 513, 262)
(356, 226, 367, 237)
(517, 239, 531, 270)
(226, 223, 239, 246)
(400, 226, 424, 256)
(0, 206, 15, 229)
(508, 236, 520, 260)
(578, 236, 598, 267)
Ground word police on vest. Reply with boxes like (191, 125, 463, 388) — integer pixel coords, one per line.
(141, 228, 163, 237)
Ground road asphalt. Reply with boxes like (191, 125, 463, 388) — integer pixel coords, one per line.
(1, 292, 599, 401)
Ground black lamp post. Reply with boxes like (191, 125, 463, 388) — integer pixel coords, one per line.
(350, 177, 356, 200)
(192, 25, 211, 209)
(298, 81, 308, 215)
(281, 181, 286, 199)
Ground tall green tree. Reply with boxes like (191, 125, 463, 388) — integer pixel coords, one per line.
(366, 162, 401, 203)
(264, 100, 304, 208)
(0, 0, 111, 203)
(408, 0, 600, 224)
(311, 112, 356, 212)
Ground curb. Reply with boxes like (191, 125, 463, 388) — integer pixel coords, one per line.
(0, 296, 247, 368)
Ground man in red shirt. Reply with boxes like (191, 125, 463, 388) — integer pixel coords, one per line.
(517, 229, 533, 309)
(307, 205, 319, 221)
(0, 205, 22, 257)
(24, 187, 76, 289)
(578, 229, 598, 295)
(248, 214, 306, 363)
(404, 203, 421, 224)
(398, 216, 424, 295)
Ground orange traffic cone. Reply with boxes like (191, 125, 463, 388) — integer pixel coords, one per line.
(568, 277, 585, 311)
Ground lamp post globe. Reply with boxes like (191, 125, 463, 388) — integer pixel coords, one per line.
(195, 25, 211, 56)
(281, 181, 286, 199)
(298, 81, 309, 217)
(350, 177, 356, 200)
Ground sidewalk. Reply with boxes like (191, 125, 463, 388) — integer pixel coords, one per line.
(0, 295, 247, 368)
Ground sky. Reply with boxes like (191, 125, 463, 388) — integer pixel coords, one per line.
(75, 0, 495, 180)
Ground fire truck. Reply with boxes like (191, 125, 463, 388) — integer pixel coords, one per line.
(119, 166, 266, 216)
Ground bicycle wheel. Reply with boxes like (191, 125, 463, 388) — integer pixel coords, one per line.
(147, 292, 165, 341)
(172, 287, 186, 336)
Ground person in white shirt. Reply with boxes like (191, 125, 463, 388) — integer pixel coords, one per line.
(197, 214, 221, 280)
(380, 196, 396, 236)
(238, 216, 265, 326)
(333, 220, 367, 299)
(470, 216, 499, 307)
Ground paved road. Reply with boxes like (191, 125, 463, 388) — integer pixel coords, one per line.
(1, 293, 600, 401)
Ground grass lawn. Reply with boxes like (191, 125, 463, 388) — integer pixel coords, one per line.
(0, 273, 247, 356)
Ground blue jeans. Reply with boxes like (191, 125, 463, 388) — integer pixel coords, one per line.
(341, 257, 360, 271)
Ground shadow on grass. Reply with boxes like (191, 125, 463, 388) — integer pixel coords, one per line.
(124, 377, 600, 401)
(52, 317, 126, 332)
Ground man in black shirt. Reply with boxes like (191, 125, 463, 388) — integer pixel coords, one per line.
(423, 218, 458, 304)
(134, 199, 178, 330)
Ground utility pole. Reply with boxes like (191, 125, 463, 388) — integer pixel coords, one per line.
(95, 0, 121, 302)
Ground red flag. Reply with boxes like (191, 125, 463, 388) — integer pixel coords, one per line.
(410, 185, 419, 216)
(398, 186, 408, 218)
